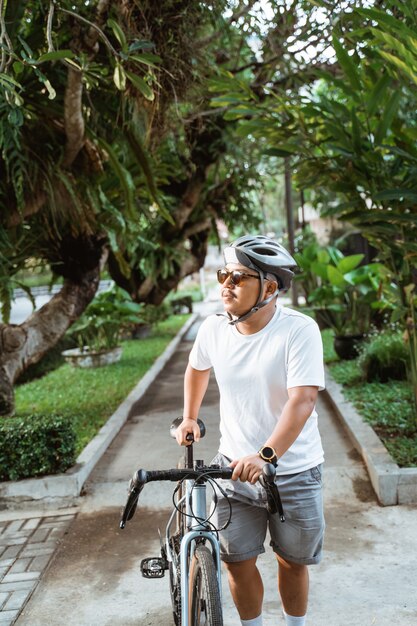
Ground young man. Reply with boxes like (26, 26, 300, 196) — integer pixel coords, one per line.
(176, 235, 325, 626)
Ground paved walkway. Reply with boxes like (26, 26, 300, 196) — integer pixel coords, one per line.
(1, 299, 417, 625)
(0, 514, 75, 625)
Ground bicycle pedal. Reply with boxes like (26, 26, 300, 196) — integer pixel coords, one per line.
(140, 557, 168, 579)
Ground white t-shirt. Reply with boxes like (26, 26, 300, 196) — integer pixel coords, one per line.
(189, 305, 325, 475)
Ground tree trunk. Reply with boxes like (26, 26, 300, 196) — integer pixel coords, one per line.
(0, 259, 103, 417)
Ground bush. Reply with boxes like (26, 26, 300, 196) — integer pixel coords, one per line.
(0, 414, 76, 481)
(358, 331, 409, 382)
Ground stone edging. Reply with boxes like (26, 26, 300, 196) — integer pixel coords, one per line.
(324, 367, 417, 506)
(0, 314, 198, 510)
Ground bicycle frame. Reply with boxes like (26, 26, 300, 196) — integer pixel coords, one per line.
(119, 417, 284, 626)
(165, 470, 223, 626)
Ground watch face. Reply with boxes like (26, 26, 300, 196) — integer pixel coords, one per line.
(260, 446, 275, 460)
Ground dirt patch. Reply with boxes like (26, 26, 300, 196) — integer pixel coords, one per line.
(43, 507, 171, 592)
(351, 475, 378, 503)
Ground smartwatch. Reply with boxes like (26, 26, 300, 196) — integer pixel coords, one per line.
(258, 445, 278, 466)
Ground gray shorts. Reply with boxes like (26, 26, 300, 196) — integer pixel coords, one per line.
(210, 453, 325, 565)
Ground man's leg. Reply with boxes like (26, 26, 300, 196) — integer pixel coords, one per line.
(276, 554, 309, 616)
(224, 557, 263, 621)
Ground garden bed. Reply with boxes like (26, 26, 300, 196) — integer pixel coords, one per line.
(322, 329, 417, 468)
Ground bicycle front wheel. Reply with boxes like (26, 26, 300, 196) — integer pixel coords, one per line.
(188, 545, 223, 626)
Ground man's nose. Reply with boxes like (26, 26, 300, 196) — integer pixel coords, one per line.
(223, 274, 235, 287)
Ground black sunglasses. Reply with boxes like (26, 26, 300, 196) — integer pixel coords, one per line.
(217, 268, 260, 286)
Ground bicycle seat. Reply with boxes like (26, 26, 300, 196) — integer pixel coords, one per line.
(170, 417, 206, 439)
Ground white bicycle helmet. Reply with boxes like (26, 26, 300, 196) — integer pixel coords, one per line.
(220, 235, 297, 325)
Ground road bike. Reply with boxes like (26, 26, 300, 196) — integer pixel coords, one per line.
(120, 417, 285, 626)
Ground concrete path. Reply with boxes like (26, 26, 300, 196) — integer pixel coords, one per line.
(10, 310, 417, 626)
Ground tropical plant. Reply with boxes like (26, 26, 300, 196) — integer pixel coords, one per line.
(307, 252, 390, 337)
(67, 286, 143, 352)
(293, 228, 342, 305)
(358, 330, 409, 383)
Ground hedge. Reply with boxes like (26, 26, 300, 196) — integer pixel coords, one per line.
(0, 414, 76, 481)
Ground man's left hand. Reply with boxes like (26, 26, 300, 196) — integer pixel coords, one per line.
(229, 454, 265, 484)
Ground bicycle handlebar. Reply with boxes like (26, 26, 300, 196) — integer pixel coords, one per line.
(119, 463, 285, 529)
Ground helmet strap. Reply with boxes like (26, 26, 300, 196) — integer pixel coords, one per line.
(217, 274, 279, 326)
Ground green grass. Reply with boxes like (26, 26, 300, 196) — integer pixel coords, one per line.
(15, 315, 190, 455)
(324, 330, 417, 468)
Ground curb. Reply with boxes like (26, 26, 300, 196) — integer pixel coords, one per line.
(324, 368, 417, 506)
(0, 314, 198, 510)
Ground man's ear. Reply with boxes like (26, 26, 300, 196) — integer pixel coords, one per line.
(265, 280, 278, 296)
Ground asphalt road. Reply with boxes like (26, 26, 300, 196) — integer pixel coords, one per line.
(16, 320, 417, 626)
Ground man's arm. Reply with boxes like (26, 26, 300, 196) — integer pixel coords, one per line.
(230, 385, 319, 483)
(176, 363, 211, 446)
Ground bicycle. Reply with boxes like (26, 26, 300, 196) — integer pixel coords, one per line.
(120, 417, 285, 626)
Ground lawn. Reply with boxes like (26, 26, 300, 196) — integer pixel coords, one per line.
(15, 315, 190, 455)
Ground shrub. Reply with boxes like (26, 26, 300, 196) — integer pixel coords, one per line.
(0, 414, 76, 481)
(358, 331, 409, 382)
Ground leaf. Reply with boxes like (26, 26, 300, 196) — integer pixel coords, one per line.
(327, 265, 346, 287)
(128, 40, 156, 52)
(378, 51, 417, 86)
(373, 189, 417, 203)
(350, 107, 361, 155)
(366, 73, 391, 115)
(129, 52, 162, 69)
(264, 145, 299, 157)
(38, 49, 75, 63)
(356, 8, 417, 42)
(125, 70, 154, 101)
(124, 129, 174, 225)
(113, 63, 126, 90)
(108, 18, 127, 51)
(337, 254, 364, 275)
(310, 261, 329, 281)
(97, 137, 135, 218)
(375, 90, 401, 143)
(43, 78, 56, 100)
(332, 35, 362, 92)
(0, 73, 22, 89)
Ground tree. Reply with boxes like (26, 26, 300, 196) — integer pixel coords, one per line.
(0, 0, 233, 414)
(212, 1, 417, 406)
(0, 0, 285, 414)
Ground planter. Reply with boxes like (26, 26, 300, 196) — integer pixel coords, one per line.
(333, 334, 363, 360)
(131, 323, 152, 339)
(62, 346, 123, 368)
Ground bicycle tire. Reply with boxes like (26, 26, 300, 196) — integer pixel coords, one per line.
(188, 544, 223, 626)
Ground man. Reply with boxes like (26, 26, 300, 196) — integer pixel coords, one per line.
(176, 234, 325, 626)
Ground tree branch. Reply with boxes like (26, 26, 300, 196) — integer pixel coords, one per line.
(62, 67, 85, 168)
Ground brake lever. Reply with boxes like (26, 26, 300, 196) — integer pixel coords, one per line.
(119, 469, 148, 529)
(259, 463, 285, 522)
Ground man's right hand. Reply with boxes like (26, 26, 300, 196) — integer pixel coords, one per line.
(175, 418, 201, 446)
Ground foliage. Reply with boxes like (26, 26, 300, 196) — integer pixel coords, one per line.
(67, 284, 143, 351)
(15, 314, 189, 456)
(358, 330, 409, 383)
(304, 247, 390, 336)
(0, 414, 76, 481)
(205, 1, 417, 408)
(327, 358, 417, 467)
